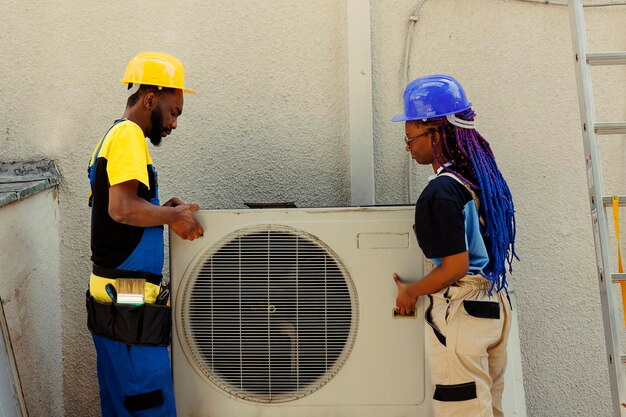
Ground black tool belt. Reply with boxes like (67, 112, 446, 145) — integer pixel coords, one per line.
(86, 290, 171, 346)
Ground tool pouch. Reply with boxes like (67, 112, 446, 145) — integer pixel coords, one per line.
(86, 290, 171, 346)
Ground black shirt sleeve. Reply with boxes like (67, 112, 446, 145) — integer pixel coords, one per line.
(413, 176, 472, 259)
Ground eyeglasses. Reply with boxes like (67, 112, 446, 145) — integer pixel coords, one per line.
(404, 130, 433, 145)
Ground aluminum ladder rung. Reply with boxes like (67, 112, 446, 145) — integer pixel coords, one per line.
(612, 274, 626, 284)
(595, 122, 626, 135)
(603, 196, 626, 207)
(587, 52, 626, 66)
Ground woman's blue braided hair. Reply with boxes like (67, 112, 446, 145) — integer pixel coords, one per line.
(426, 108, 518, 291)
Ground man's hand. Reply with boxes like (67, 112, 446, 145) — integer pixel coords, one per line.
(169, 203, 204, 240)
(163, 197, 184, 207)
(393, 273, 418, 316)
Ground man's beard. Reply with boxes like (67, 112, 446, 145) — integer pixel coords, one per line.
(148, 106, 164, 146)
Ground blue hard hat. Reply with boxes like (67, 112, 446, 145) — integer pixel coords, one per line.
(392, 74, 472, 122)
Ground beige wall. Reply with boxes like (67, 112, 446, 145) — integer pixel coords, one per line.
(0, 190, 63, 417)
(1, 1, 625, 416)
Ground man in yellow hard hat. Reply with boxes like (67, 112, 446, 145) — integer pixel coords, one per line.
(86, 52, 203, 417)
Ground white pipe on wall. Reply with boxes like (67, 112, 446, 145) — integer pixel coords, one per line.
(347, 0, 375, 206)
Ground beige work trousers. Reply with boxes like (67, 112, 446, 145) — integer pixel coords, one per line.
(426, 275, 512, 417)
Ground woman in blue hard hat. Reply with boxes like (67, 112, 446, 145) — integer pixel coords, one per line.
(392, 74, 518, 417)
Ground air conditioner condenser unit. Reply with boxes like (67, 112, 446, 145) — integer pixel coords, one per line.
(170, 206, 526, 417)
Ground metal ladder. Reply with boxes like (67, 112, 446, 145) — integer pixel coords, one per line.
(568, 1, 626, 415)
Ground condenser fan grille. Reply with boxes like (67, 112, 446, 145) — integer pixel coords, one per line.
(180, 226, 357, 403)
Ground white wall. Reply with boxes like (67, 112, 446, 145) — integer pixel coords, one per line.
(0, 190, 62, 417)
(0, 1, 625, 416)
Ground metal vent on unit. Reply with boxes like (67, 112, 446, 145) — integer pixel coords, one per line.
(179, 225, 358, 403)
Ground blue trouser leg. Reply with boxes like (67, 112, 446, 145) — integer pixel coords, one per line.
(93, 335, 120, 417)
(92, 334, 177, 417)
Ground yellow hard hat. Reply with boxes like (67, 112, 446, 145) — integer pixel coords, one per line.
(120, 52, 196, 94)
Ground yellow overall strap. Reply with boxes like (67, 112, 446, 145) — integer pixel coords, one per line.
(612, 196, 626, 326)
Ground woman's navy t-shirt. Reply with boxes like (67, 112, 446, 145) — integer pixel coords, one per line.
(414, 170, 489, 275)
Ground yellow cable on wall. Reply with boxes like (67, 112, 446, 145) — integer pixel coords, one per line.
(612, 196, 626, 326)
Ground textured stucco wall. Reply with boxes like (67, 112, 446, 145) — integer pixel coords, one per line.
(2, 1, 349, 416)
(372, 1, 626, 416)
(0, 1, 625, 416)
(0, 190, 62, 417)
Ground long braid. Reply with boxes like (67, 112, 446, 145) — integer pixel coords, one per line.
(427, 109, 518, 291)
